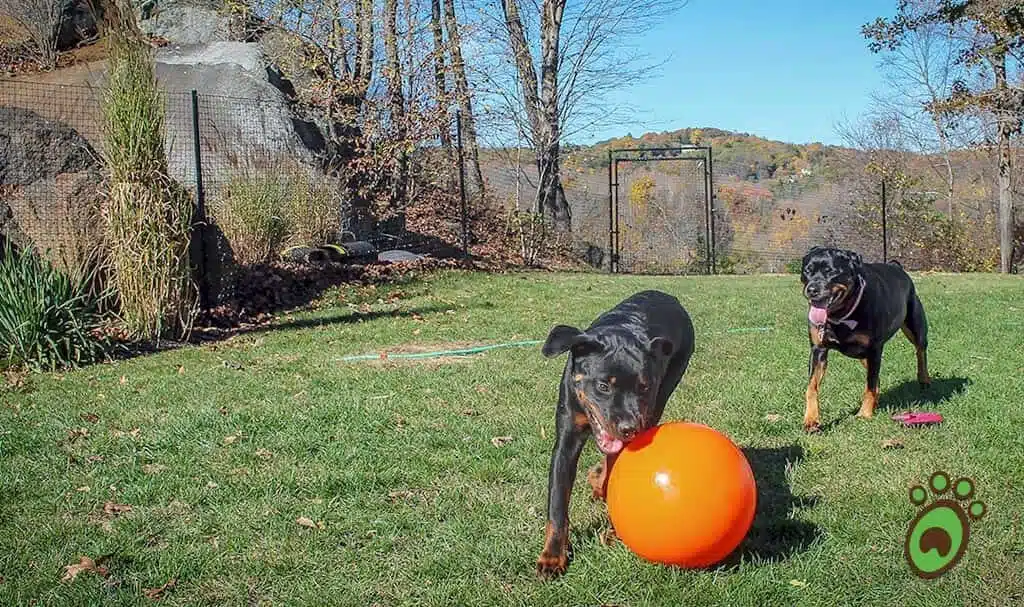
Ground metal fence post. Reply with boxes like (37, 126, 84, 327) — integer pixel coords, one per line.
(190, 89, 210, 309)
(706, 146, 716, 274)
(881, 178, 888, 264)
(607, 150, 614, 273)
(455, 109, 469, 258)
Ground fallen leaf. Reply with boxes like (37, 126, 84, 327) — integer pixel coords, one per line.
(490, 436, 513, 448)
(764, 413, 783, 423)
(218, 406, 228, 416)
(62, 557, 109, 582)
(599, 527, 619, 546)
(103, 502, 132, 517)
(86, 455, 104, 464)
(143, 577, 177, 600)
(119, 376, 127, 385)
(67, 427, 90, 442)
(461, 409, 479, 416)
(387, 490, 415, 503)
(412, 328, 421, 335)
(177, 366, 185, 375)
(881, 438, 905, 450)
(222, 360, 243, 370)
(296, 516, 319, 529)
(112, 428, 140, 439)
(789, 579, 808, 588)
(142, 463, 165, 475)
(255, 448, 273, 460)
(475, 385, 489, 394)
(395, 415, 407, 429)
(80, 412, 100, 424)
(222, 435, 238, 446)
(76, 486, 91, 492)
(206, 481, 218, 489)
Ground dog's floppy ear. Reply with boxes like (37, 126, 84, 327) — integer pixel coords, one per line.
(849, 250, 864, 268)
(542, 325, 602, 358)
(842, 249, 864, 272)
(649, 336, 674, 358)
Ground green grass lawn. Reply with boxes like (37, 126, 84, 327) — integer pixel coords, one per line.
(2, 270, 1023, 606)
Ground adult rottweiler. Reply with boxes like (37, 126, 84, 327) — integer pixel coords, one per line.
(536, 290, 695, 578)
(800, 246, 931, 432)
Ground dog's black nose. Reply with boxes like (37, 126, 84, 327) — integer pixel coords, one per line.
(616, 420, 638, 440)
(805, 283, 823, 299)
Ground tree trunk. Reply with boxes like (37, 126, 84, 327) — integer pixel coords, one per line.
(537, 0, 570, 231)
(430, 0, 453, 160)
(993, 47, 1013, 273)
(500, 0, 542, 137)
(383, 0, 407, 208)
(442, 0, 485, 197)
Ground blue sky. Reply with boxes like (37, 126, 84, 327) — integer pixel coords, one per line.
(589, 0, 897, 146)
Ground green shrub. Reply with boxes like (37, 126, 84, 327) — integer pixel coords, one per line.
(0, 241, 110, 372)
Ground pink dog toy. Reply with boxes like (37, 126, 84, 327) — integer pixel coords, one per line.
(891, 412, 944, 426)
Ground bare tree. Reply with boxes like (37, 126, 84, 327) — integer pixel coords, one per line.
(864, 0, 967, 212)
(430, 0, 454, 160)
(384, 0, 409, 204)
(865, 0, 1024, 272)
(442, 0, 486, 196)
(477, 0, 687, 232)
(0, 0, 64, 68)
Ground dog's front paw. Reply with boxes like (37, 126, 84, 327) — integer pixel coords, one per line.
(803, 421, 821, 434)
(536, 550, 568, 579)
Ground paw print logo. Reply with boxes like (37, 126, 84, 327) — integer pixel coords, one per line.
(904, 471, 986, 579)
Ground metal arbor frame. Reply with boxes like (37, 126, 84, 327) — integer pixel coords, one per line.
(607, 145, 715, 274)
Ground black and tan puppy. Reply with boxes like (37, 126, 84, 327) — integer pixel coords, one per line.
(536, 290, 695, 578)
(800, 246, 931, 432)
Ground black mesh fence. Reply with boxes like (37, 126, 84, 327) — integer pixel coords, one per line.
(1, 79, 466, 309)
(2, 77, 1007, 285)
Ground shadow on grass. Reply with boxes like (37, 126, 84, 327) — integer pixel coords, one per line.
(567, 445, 820, 571)
(107, 303, 466, 363)
(720, 445, 821, 567)
(234, 303, 461, 336)
(817, 375, 972, 433)
(877, 375, 971, 412)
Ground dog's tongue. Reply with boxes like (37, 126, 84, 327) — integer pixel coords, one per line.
(808, 306, 828, 325)
(595, 428, 624, 454)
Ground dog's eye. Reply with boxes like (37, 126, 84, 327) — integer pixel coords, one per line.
(595, 381, 611, 394)
(637, 383, 649, 394)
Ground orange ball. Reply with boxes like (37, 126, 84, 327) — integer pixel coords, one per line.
(606, 421, 757, 568)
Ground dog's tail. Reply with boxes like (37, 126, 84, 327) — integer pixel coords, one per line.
(887, 259, 903, 268)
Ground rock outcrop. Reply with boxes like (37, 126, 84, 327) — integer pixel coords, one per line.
(0, 106, 103, 268)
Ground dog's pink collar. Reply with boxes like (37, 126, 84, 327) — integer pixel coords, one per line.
(828, 276, 866, 329)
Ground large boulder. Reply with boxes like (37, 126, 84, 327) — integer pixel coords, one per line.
(138, 0, 236, 46)
(0, 107, 104, 268)
(153, 40, 323, 194)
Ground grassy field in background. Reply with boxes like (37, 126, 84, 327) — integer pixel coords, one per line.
(1, 270, 1022, 606)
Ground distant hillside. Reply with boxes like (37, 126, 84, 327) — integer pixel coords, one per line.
(478, 126, 1001, 273)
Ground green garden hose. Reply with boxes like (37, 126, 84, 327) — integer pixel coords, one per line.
(339, 340, 543, 362)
